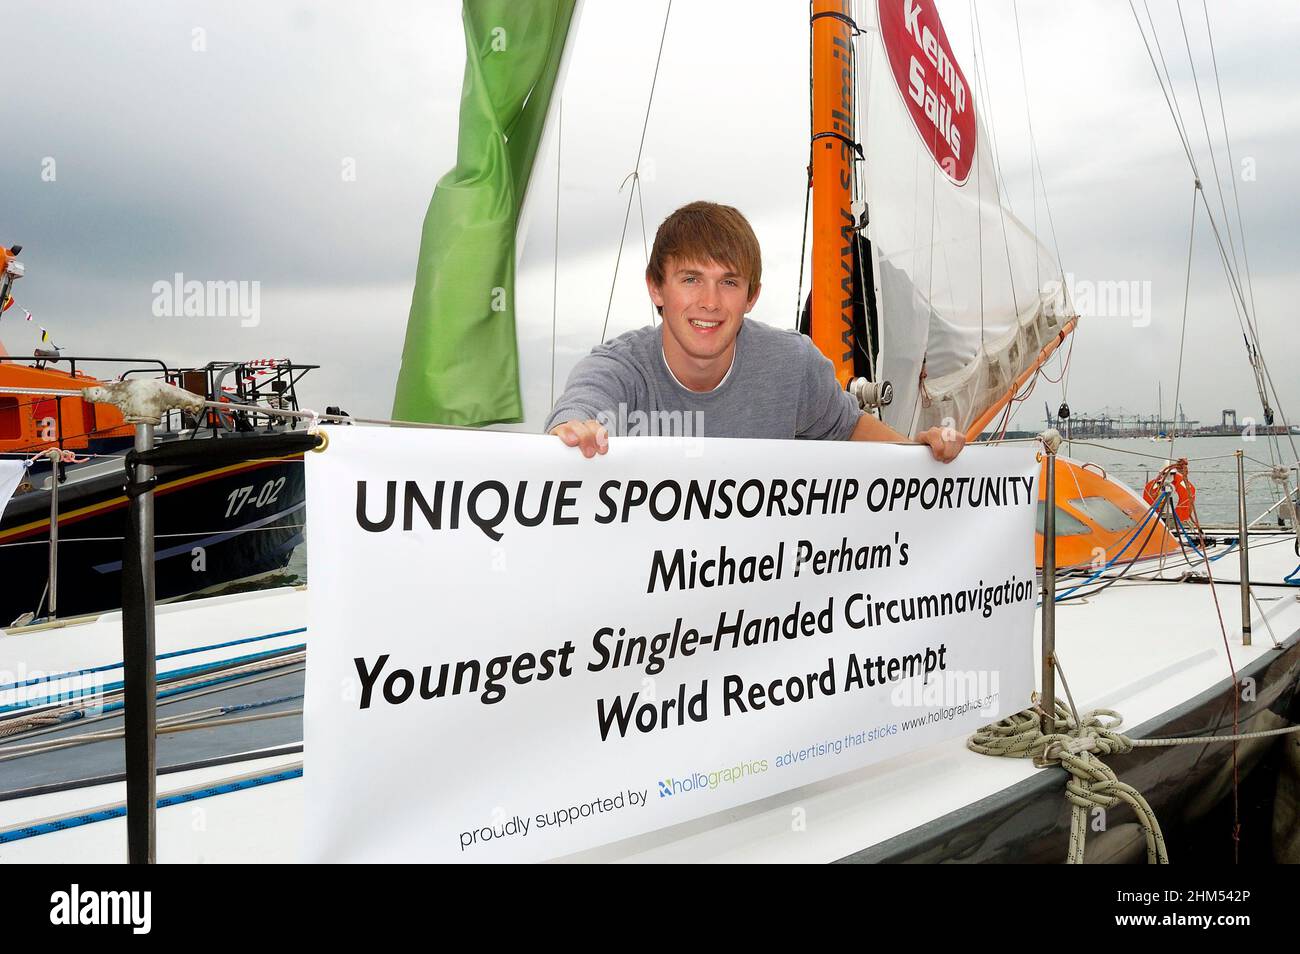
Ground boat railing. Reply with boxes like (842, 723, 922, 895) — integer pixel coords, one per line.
(0, 354, 172, 379)
(1, 354, 321, 438)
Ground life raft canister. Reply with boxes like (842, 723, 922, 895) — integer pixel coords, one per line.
(1143, 459, 1196, 523)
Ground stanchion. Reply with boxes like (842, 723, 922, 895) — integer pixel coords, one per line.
(46, 450, 60, 620)
(1040, 431, 1057, 733)
(1236, 450, 1251, 646)
(122, 423, 158, 863)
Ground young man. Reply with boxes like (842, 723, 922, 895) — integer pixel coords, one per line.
(546, 201, 965, 462)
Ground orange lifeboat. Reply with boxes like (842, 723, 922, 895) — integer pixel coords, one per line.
(0, 361, 135, 456)
(1035, 454, 1182, 570)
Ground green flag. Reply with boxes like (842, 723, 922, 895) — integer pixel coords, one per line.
(393, 0, 576, 425)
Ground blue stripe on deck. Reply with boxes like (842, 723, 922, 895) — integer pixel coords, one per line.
(0, 767, 304, 844)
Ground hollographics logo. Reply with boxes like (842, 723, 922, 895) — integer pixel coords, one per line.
(49, 884, 151, 934)
(657, 758, 769, 798)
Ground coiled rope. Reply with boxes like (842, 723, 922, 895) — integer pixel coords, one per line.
(969, 699, 1300, 863)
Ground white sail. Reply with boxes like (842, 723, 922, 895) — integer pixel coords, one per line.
(860, 0, 1070, 437)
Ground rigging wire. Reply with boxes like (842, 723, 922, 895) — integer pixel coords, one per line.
(1173, 0, 1288, 488)
(1135, 0, 1199, 175)
(1011, 0, 1067, 291)
(635, 168, 656, 328)
(1128, 0, 1300, 470)
(1201, 0, 1257, 325)
(968, 0, 986, 354)
(1175, 1, 1244, 317)
(550, 99, 562, 412)
(1010, 0, 1039, 295)
(599, 0, 672, 345)
(1166, 182, 1198, 460)
(969, 1, 1020, 321)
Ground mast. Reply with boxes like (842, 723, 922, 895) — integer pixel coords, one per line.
(810, 0, 857, 388)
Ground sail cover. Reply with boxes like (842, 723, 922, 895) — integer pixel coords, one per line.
(861, 0, 1069, 436)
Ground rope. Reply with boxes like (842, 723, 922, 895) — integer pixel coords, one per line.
(968, 700, 1167, 863)
(0, 702, 303, 762)
(971, 697, 1300, 863)
(0, 648, 304, 736)
(5, 664, 305, 750)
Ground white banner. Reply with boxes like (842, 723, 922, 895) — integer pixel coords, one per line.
(0, 461, 25, 519)
(304, 428, 1038, 862)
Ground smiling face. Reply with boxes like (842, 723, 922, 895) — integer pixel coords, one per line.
(647, 257, 761, 390)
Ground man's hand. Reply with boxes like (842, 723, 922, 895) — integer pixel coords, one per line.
(550, 419, 609, 458)
(915, 425, 966, 463)
(849, 413, 965, 462)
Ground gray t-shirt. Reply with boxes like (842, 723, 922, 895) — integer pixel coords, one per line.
(544, 319, 862, 440)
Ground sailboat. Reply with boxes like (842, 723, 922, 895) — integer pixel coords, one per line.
(2, 0, 1298, 864)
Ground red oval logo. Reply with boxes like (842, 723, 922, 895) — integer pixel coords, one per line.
(877, 0, 976, 184)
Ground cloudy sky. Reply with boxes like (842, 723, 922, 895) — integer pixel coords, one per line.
(3, 0, 1297, 435)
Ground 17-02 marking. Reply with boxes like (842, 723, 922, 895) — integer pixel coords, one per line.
(225, 477, 286, 519)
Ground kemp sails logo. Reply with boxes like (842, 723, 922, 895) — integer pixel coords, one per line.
(877, 0, 976, 184)
(49, 885, 151, 934)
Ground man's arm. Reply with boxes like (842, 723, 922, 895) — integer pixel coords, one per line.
(546, 348, 636, 457)
(849, 412, 966, 463)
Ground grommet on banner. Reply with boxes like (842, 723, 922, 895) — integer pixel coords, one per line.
(302, 408, 329, 453)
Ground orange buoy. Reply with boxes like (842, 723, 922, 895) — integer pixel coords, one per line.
(1143, 458, 1196, 524)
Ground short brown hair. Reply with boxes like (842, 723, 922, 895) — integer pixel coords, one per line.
(646, 201, 762, 295)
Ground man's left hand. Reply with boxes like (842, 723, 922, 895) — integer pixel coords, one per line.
(915, 426, 966, 463)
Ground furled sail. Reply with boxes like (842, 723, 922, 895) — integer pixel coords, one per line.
(392, 0, 578, 427)
(859, 0, 1070, 437)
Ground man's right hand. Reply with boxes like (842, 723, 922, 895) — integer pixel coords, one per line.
(550, 419, 609, 458)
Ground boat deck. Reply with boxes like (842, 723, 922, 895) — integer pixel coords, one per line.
(1, 535, 1297, 863)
